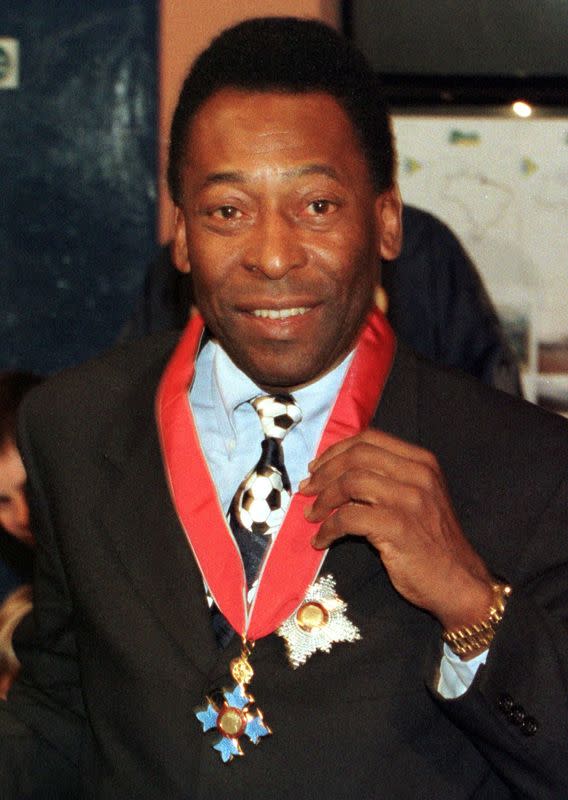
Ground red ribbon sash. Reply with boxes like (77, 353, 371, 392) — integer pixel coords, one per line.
(156, 307, 396, 640)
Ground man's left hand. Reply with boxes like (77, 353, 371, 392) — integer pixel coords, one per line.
(299, 429, 495, 632)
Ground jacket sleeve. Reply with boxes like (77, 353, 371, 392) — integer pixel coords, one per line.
(431, 474, 568, 798)
(0, 402, 84, 797)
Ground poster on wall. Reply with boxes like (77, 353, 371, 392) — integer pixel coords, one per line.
(394, 113, 568, 415)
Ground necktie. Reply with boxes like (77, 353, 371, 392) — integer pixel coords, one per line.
(228, 394, 302, 588)
(211, 394, 301, 647)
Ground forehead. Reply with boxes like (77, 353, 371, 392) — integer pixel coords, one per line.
(182, 89, 371, 186)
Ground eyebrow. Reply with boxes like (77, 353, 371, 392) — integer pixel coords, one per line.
(203, 163, 342, 187)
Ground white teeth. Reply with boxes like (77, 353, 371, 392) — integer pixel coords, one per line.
(252, 307, 309, 319)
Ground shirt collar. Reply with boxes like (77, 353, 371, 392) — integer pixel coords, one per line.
(206, 339, 354, 437)
(211, 342, 261, 430)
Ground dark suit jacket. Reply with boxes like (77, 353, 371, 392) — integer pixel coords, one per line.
(2, 332, 568, 798)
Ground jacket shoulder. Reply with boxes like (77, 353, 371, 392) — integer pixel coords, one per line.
(18, 331, 180, 444)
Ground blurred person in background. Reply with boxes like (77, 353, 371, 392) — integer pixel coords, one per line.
(0, 372, 42, 601)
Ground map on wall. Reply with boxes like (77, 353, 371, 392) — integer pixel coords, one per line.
(394, 114, 568, 415)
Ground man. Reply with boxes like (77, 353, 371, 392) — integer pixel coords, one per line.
(1, 17, 568, 798)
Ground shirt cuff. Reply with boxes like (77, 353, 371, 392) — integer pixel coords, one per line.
(437, 643, 488, 699)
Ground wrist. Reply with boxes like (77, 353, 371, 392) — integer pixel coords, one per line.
(436, 570, 495, 632)
(442, 582, 512, 660)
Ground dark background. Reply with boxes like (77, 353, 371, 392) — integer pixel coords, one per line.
(1, 2, 566, 374)
(0, 2, 156, 374)
(343, 0, 568, 105)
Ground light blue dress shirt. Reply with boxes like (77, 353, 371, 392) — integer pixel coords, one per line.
(189, 339, 485, 698)
(190, 339, 352, 513)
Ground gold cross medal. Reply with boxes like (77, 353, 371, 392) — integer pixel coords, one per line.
(195, 642, 271, 763)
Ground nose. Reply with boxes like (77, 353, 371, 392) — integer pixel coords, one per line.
(12, 491, 30, 532)
(244, 211, 305, 279)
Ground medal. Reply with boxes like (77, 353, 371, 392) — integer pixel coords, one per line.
(195, 640, 271, 762)
(277, 574, 362, 668)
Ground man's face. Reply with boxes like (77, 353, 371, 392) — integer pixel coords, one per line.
(173, 89, 401, 392)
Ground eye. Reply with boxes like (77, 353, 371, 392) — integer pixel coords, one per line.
(306, 199, 338, 216)
(211, 205, 242, 221)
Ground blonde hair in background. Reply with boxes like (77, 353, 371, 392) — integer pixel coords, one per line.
(0, 584, 33, 698)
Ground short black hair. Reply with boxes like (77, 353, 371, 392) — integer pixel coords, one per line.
(168, 16, 395, 204)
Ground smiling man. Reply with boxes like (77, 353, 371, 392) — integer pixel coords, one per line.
(1, 17, 568, 799)
(172, 87, 399, 392)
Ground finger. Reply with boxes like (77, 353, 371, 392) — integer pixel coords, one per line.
(305, 469, 414, 522)
(309, 429, 438, 474)
(301, 440, 442, 498)
(311, 501, 400, 550)
(306, 468, 446, 530)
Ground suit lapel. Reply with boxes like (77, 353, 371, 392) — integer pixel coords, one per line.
(321, 344, 421, 592)
(94, 349, 221, 675)
(373, 341, 420, 444)
(374, 343, 473, 521)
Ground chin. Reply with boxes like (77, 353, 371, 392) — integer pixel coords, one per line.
(248, 358, 321, 393)
(223, 336, 331, 392)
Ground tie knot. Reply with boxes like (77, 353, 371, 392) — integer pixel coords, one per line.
(251, 394, 301, 440)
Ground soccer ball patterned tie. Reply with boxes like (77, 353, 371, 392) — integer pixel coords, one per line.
(228, 394, 302, 589)
(209, 394, 301, 647)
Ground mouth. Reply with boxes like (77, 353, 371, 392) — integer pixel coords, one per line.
(250, 307, 310, 320)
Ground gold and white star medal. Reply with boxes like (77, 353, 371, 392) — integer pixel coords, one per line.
(277, 574, 362, 668)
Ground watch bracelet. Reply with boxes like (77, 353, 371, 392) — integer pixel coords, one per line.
(442, 583, 512, 657)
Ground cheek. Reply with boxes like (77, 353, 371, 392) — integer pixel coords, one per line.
(317, 224, 377, 272)
(188, 242, 238, 294)
(190, 275, 224, 321)
(319, 248, 376, 305)
(0, 506, 15, 533)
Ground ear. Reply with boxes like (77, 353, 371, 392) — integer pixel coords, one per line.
(172, 206, 191, 274)
(374, 184, 402, 261)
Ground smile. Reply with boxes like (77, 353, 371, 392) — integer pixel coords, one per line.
(251, 307, 310, 320)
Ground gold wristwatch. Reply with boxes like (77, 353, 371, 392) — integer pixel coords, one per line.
(442, 582, 512, 657)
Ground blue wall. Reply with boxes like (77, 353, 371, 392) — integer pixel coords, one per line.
(0, 2, 157, 374)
